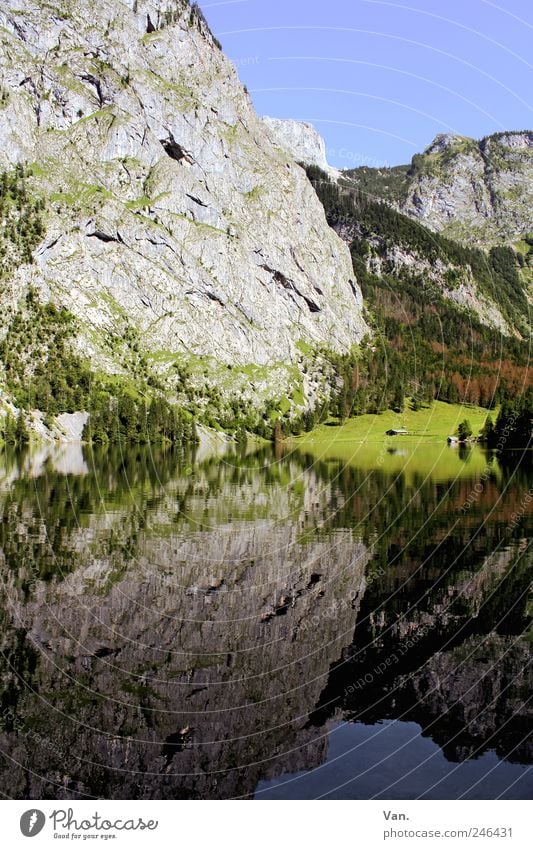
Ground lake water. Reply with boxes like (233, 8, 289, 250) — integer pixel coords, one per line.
(0, 440, 531, 799)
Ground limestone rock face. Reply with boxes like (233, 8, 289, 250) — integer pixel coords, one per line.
(263, 116, 340, 178)
(0, 0, 367, 401)
(401, 132, 533, 244)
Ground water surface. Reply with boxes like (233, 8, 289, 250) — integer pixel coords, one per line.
(0, 440, 530, 799)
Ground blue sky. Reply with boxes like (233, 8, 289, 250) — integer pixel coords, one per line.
(203, 0, 533, 167)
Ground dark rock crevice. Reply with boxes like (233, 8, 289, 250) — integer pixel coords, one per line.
(204, 291, 225, 307)
(80, 74, 107, 108)
(185, 193, 207, 207)
(87, 230, 121, 244)
(260, 264, 322, 313)
(302, 295, 321, 313)
(160, 134, 195, 164)
(348, 279, 359, 299)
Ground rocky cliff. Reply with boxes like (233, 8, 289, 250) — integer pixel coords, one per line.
(344, 131, 533, 248)
(0, 0, 367, 415)
(402, 132, 533, 245)
(263, 116, 340, 179)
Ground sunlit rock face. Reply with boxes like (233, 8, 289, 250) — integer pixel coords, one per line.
(263, 117, 341, 179)
(400, 132, 533, 245)
(0, 0, 367, 407)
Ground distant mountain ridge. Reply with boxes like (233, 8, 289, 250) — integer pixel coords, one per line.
(265, 118, 532, 248)
(343, 130, 533, 248)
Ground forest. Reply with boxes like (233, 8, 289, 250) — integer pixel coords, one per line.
(0, 164, 531, 447)
(304, 164, 532, 420)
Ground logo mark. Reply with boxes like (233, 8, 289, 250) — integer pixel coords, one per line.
(20, 810, 46, 837)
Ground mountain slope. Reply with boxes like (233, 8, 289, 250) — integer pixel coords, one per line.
(341, 131, 532, 348)
(303, 165, 531, 410)
(265, 120, 531, 336)
(344, 131, 533, 248)
(305, 164, 530, 334)
(0, 0, 367, 429)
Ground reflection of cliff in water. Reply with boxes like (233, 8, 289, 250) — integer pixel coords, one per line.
(309, 535, 532, 766)
(0, 447, 370, 799)
(0, 445, 531, 799)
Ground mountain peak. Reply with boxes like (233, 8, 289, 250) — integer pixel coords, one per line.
(424, 130, 533, 157)
(424, 134, 472, 155)
(262, 117, 340, 178)
(484, 131, 533, 149)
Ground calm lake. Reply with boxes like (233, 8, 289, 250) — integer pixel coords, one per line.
(0, 439, 531, 799)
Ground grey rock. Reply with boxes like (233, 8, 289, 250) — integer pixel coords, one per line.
(263, 116, 340, 179)
(401, 132, 533, 245)
(0, 0, 368, 409)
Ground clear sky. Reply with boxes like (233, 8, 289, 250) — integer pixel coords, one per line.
(202, 0, 533, 167)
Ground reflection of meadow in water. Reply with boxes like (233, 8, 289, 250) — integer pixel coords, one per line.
(295, 436, 504, 484)
(0, 442, 531, 799)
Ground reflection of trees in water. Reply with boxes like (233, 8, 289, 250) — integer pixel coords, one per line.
(294, 449, 532, 771)
(0, 444, 529, 590)
(309, 538, 532, 763)
(0, 444, 530, 798)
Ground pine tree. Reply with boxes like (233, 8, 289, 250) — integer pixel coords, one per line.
(2, 412, 17, 444)
(457, 420, 473, 442)
(480, 415, 495, 447)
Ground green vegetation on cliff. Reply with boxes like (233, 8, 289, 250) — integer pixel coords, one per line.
(304, 165, 531, 418)
(85, 387, 197, 445)
(0, 289, 91, 414)
(0, 165, 45, 278)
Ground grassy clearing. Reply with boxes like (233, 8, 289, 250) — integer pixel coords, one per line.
(294, 400, 492, 446)
(290, 401, 495, 482)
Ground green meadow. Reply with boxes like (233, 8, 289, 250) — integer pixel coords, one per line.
(290, 401, 496, 482)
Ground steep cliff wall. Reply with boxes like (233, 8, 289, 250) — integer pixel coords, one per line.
(0, 0, 367, 413)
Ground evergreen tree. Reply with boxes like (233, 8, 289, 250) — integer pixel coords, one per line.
(15, 412, 30, 446)
(457, 420, 473, 442)
(494, 391, 532, 449)
(480, 415, 495, 447)
(2, 412, 17, 444)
